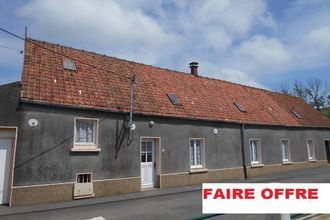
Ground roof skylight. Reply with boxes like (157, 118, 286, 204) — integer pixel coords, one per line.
(63, 58, 77, 71)
(167, 93, 181, 105)
(234, 102, 246, 113)
(292, 110, 302, 119)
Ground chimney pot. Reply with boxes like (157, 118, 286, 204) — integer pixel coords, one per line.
(189, 62, 198, 76)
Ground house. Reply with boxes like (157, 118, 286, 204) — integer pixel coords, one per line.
(0, 38, 330, 206)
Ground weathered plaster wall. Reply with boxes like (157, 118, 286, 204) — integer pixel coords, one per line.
(0, 82, 22, 126)
(1, 83, 329, 186)
(11, 102, 330, 187)
(244, 125, 329, 165)
(14, 105, 139, 186)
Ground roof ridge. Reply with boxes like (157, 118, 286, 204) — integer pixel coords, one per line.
(26, 37, 188, 74)
(26, 37, 286, 96)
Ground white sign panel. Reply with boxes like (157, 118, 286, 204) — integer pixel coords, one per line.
(203, 183, 330, 214)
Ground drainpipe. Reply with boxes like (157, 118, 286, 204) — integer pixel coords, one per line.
(241, 124, 248, 179)
(129, 75, 136, 130)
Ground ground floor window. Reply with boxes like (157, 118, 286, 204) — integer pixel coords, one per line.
(250, 139, 261, 165)
(73, 118, 98, 150)
(190, 139, 204, 169)
(306, 139, 315, 161)
(281, 139, 291, 162)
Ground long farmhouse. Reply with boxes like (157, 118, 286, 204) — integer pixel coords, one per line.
(0, 38, 329, 206)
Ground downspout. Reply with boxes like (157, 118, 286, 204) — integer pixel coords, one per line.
(241, 124, 248, 179)
(126, 75, 136, 145)
(129, 75, 136, 129)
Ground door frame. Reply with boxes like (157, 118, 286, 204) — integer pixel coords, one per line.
(140, 137, 161, 189)
(324, 139, 330, 163)
(0, 126, 18, 206)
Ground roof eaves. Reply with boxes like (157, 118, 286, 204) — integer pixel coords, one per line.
(19, 99, 330, 129)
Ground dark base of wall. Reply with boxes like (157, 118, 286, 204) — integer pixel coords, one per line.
(10, 177, 140, 206)
(10, 161, 328, 206)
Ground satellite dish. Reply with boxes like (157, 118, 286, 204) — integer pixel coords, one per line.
(28, 119, 38, 127)
(213, 128, 218, 134)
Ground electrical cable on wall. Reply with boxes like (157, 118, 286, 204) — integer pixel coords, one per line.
(0, 27, 133, 81)
(1, 27, 139, 146)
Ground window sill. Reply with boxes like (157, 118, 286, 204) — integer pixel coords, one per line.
(189, 168, 208, 174)
(71, 147, 101, 152)
(251, 163, 264, 168)
(282, 161, 293, 165)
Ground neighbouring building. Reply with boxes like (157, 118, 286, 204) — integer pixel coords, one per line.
(0, 38, 329, 206)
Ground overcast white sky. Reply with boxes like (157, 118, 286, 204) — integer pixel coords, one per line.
(0, 0, 329, 90)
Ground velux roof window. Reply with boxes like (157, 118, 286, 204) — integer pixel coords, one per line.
(167, 93, 181, 105)
(292, 110, 302, 119)
(63, 58, 77, 71)
(234, 102, 246, 113)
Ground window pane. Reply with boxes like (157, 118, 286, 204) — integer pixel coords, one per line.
(196, 141, 201, 165)
(250, 141, 255, 162)
(250, 140, 260, 163)
(141, 153, 146, 162)
(256, 142, 260, 161)
(190, 143, 195, 166)
(75, 120, 95, 143)
(147, 142, 152, 152)
(86, 123, 94, 142)
(281, 141, 289, 160)
(147, 153, 152, 162)
(307, 140, 313, 159)
(142, 142, 146, 152)
(190, 140, 203, 167)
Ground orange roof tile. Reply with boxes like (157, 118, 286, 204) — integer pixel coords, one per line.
(21, 38, 330, 128)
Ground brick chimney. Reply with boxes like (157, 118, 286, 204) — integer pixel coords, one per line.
(190, 62, 198, 76)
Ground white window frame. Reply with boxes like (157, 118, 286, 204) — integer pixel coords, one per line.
(189, 138, 205, 169)
(72, 117, 100, 152)
(306, 139, 316, 161)
(280, 139, 291, 163)
(249, 139, 262, 166)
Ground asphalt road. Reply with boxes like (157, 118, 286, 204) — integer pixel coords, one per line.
(1, 166, 330, 220)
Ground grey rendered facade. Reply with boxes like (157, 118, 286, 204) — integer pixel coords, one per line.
(1, 82, 329, 206)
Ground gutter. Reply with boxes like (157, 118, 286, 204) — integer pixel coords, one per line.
(241, 124, 248, 179)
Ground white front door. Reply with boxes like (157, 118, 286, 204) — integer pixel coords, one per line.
(141, 140, 155, 188)
(0, 138, 12, 204)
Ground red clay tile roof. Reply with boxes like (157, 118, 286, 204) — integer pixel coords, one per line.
(21, 38, 330, 128)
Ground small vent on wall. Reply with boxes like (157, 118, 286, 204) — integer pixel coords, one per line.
(74, 173, 94, 199)
(77, 173, 92, 183)
(63, 58, 77, 71)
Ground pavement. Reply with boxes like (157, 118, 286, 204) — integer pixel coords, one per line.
(0, 165, 329, 219)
